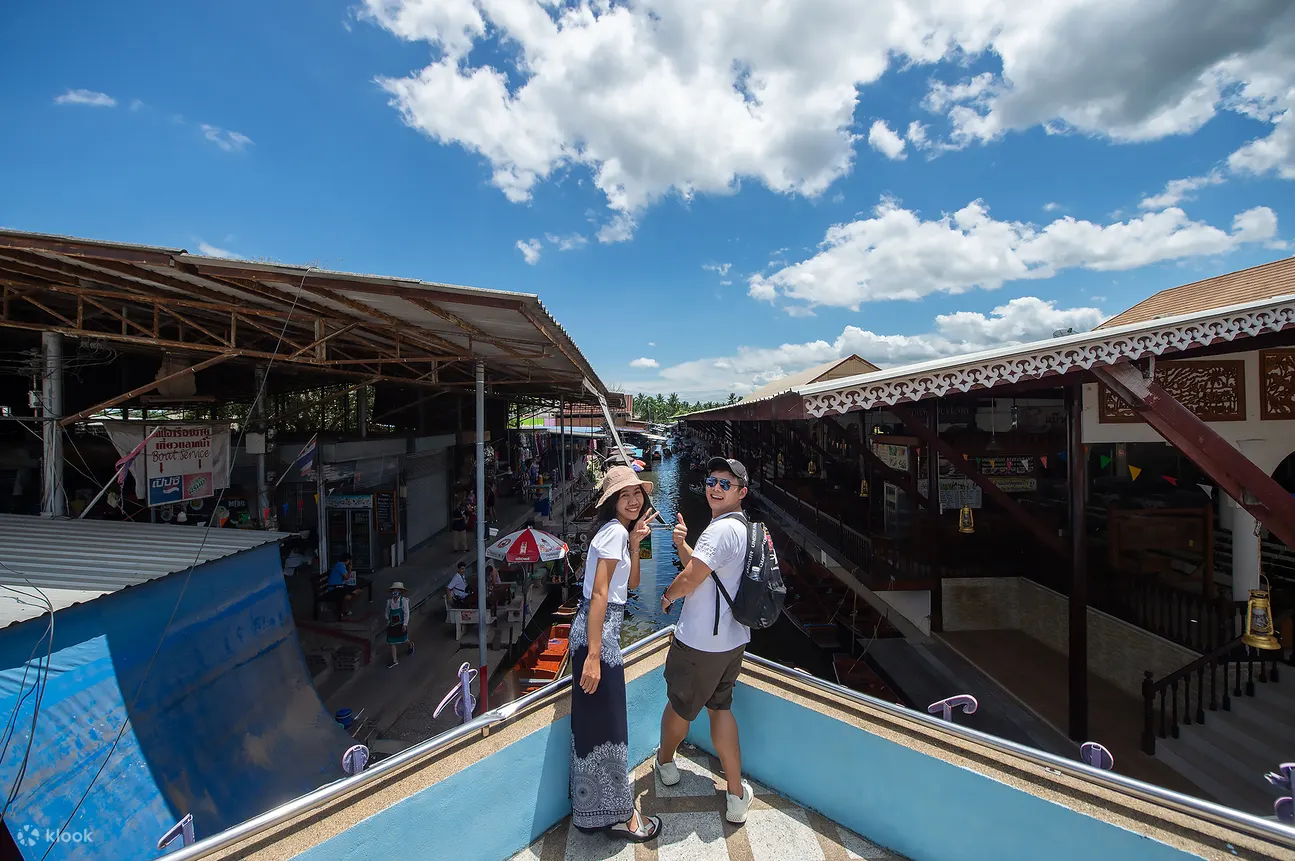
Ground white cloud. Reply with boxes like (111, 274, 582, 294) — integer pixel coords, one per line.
(629, 357, 660, 369)
(545, 232, 589, 251)
(647, 342, 657, 347)
(54, 89, 116, 107)
(703, 262, 733, 276)
(867, 120, 907, 160)
(516, 238, 543, 264)
(749, 196, 1279, 311)
(626, 296, 1107, 398)
(1227, 101, 1295, 180)
(1139, 170, 1225, 209)
(905, 121, 931, 151)
(363, 1, 1295, 239)
(1043, 202, 1063, 212)
(201, 125, 254, 152)
(597, 213, 636, 244)
(129, 98, 145, 112)
(196, 240, 239, 259)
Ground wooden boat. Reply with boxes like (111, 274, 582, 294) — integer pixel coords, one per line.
(783, 602, 842, 650)
(552, 598, 579, 618)
(513, 623, 572, 694)
(832, 653, 902, 704)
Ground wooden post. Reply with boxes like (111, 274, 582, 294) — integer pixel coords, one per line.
(1068, 383, 1089, 741)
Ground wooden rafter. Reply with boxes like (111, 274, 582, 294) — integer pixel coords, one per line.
(60, 352, 239, 426)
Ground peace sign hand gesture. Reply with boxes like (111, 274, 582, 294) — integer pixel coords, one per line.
(630, 508, 655, 547)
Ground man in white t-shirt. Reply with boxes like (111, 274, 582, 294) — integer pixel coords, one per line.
(655, 457, 754, 824)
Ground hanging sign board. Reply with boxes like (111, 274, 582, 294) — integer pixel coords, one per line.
(326, 494, 374, 510)
(918, 478, 983, 509)
(374, 490, 397, 534)
(144, 424, 225, 507)
(872, 442, 909, 472)
(105, 422, 232, 504)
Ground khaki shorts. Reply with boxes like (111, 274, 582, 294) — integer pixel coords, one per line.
(664, 638, 746, 722)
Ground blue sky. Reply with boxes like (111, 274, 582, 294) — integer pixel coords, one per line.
(2, 1, 1293, 400)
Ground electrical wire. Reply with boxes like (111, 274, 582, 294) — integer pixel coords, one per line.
(38, 269, 314, 860)
(0, 574, 55, 821)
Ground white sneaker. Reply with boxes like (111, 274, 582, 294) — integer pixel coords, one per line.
(726, 780, 753, 824)
(654, 748, 680, 786)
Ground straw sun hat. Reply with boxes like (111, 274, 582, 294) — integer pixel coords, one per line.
(597, 465, 654, 507)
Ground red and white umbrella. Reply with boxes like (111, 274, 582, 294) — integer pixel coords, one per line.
(485, 527, 569, 564)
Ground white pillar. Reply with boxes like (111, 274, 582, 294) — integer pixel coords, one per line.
(1231, 498, 1262, 602)
(41, 332, 66, 517)
(475, 361, 488, 711)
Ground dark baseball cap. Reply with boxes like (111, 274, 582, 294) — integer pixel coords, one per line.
(706, 457, 749, 485)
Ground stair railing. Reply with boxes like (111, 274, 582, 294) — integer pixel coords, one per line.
(1141, 607, 1292, 755)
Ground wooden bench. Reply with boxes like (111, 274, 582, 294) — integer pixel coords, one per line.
(313, 567, 374, 621)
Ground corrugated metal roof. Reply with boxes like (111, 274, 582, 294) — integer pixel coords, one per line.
(0, 228, 608, 398)
(0, 515, 289, 626)
(1097, 255, 1295, 329)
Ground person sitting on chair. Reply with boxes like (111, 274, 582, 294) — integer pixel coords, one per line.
(326, 553, 357, 618)
(447, 562, 470, 606)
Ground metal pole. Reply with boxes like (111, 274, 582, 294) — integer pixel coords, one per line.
(560, 396, 567, 537)
(1067, 384, 1089, 741)
(357, 385, 368, 438)
(255, 366, 269, 525)
(41, 332, 66, 517)
(317, 447, 328, 579)
(475, 360, 489, 714)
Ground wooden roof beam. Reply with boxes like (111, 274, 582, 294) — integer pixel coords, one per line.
(60, 352, 239, 426)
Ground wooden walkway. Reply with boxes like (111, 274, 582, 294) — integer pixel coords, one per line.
(510, 744, 907, 861)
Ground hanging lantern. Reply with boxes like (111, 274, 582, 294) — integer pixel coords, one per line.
(958, 504, 975, 534)
(1242, 577, 1281, 651)
(859, 479, 869, 498)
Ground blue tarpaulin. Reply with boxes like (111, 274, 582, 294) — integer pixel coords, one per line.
(0, 543, 352, 859)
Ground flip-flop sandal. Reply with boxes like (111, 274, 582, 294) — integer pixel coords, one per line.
(607, 813, 660, 842)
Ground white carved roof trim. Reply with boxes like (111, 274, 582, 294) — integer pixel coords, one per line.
(801, 295, 1295, 417)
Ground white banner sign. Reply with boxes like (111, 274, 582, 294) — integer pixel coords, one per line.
(104, 422, 231, 502)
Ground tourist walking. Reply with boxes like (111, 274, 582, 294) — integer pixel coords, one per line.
(569, 466, 661, 841)
(451, 498, 469, 551)
(385, 581, 413, 668)
(657, 457, 755, 823)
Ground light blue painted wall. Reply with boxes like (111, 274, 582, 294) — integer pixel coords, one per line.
(296, 665, 669, 861)
(298, 667, 1205, 861)
(686, 684, 1203, 861)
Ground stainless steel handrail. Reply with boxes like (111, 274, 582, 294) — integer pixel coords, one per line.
(742, 652, 1295, 845)
(164, 625, 678, 860)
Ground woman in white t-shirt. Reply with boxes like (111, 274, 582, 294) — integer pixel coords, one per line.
(569, 465, 661, 843)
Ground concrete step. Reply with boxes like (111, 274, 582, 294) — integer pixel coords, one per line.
(1156, 740, 1277, 817)
(1173, 719, 1289, 799)
(1227, 691, 1295, 744)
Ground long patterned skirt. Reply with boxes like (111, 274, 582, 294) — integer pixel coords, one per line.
(568, 600, 632, 831)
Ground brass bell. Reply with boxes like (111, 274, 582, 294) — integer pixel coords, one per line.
(1242, 581, 1281, 651)
(958, 504, 975, 534)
